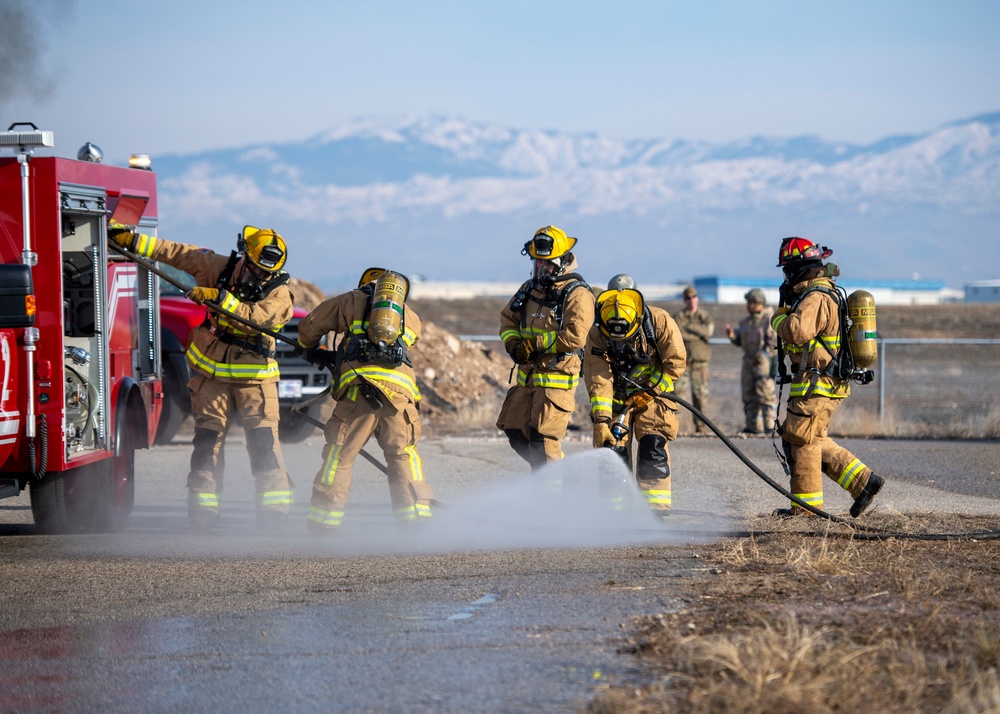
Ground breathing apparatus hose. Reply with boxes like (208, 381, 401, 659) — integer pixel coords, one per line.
(615, 373, 1000, 541)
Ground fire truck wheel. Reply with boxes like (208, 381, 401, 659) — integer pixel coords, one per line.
(30, 471, 90, 534)
(84, 418, 137, 533)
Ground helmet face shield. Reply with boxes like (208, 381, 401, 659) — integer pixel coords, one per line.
(523, 225, 577, 261)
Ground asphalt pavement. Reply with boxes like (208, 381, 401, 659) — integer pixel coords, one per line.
(1, 433, 998, 712)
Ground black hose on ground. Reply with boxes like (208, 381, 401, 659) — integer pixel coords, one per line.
(662, 391, 1000, 542)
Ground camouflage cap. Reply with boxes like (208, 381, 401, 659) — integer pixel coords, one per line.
(683, 285, 697, 298)
(744, 288, 767, 305)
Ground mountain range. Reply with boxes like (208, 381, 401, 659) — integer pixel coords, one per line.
(151, 112, 1000, 293)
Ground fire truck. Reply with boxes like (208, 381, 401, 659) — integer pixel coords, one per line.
(0, 123, 162, 534)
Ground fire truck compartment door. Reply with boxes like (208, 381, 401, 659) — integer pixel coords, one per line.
(108, 192, 150, 227)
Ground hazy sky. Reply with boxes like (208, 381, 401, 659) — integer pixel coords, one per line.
(2, 0, 999, 163)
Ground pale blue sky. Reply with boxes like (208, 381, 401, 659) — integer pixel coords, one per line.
(3, 0, 999, 163)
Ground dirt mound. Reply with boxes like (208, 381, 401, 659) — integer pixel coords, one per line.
(289, 278, 326, 312)
(409, 321, 511, 427)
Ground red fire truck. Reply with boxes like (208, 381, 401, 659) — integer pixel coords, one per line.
(0, 123, 162, 533)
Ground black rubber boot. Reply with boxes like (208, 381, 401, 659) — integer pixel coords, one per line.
(850, 473, 884, 518)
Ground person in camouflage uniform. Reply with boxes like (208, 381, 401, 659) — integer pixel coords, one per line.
(725, 288, 778, 435)
(672, 285, 714, 434)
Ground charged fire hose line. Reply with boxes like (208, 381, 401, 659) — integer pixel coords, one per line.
(660, 390, 1000, 542)
(107, 241, 299, 347)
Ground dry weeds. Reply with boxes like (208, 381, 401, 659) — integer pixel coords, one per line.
(587, 515, 1000, 714)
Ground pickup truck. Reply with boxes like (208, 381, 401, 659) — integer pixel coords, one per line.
(156, 266, 330, 444)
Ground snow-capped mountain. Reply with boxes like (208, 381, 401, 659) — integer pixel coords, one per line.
(152, 113, 1000, 292)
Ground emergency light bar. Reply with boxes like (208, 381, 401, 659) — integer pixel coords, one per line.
(1, 123, 54, 150)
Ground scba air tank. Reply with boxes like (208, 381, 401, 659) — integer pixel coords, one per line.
(847, 290, 878, 369)
(367, 271, 409, 345)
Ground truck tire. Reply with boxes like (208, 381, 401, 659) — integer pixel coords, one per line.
(30, 471, 87, 534)
(84, 419, 136, 533)
(155, 357, 191, 445)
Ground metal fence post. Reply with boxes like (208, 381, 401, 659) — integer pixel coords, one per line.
(878, 339, 886, 422)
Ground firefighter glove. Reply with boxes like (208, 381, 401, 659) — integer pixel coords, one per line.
(107, 223, 136, 250)
(625, 391, 653, 410)
(593, 421, 614, 449)
(773, 307, 792, 317)
(189, 287, 221, 305)
(508, 340, 535, 365)
(304, 347, 336, 369)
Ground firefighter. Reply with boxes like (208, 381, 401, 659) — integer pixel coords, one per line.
(295, 268, 433, 534)
(673, 285, 714, 434)
(771, 237, 884, 518)
(497, 226, 596, 469)
(725, 288, 778, 435)
(584, 282, 687, 517)
(108, 225, 295, 530)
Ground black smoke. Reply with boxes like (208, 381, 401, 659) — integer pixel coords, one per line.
(0, 0, 74, 102)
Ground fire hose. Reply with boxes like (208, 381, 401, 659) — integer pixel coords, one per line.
(650, 386, 1000, 542)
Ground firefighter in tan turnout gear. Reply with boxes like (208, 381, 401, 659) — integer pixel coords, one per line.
(296, 268, 433, 534)
(497, 226, 596, 469)
(771, 237, 884, 518)
(584, 281, 687, 517)
(109, 225, 295, 530)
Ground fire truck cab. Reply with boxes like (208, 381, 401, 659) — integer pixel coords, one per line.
(0, 123, 161, 533)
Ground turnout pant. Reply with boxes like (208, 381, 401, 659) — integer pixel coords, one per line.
(309, 391, 433, 529)
(779, 394, 875, 512)
(187, 375, 293, 517)
(496, 384, 576, 469)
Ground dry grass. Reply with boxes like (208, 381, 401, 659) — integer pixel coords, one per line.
(587, 517, 1000, 713)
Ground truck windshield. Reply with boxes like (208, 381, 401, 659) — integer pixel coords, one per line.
(157, 264, 196, 296)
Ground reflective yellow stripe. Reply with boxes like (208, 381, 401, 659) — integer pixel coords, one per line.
(307, 506, 344, 527)
(320, 444, 345, 486)
(415, 503, 432, 518)
(641, 489, 672, 507)
(186, 343, 280, 380)
(793, 491, 823, 508)
(789, 380, 849, 399)
(135, 233, 157, 257)
(516, 369, 579, 389)
(194, 492, 219, 508)
(590, 395, 613, 416)
(257, 490, 293, 507)
(396, 505, 418, 521)
(771, 313, 789, 330)
(339, 365, 420, 401)
(838, 459, 865, 490)
(404, 444, 425, 483)
(500, 329, 520, 343)
(218, 291, 240, 312)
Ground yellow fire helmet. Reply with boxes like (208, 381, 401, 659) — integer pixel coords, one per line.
(596, 288, 644, 340)
(523, 225, 577, 261)
(240, 225, 287, 273)
(358, 266, 387, 288)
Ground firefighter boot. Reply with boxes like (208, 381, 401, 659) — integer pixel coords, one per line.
(850, 473, 884, 518)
